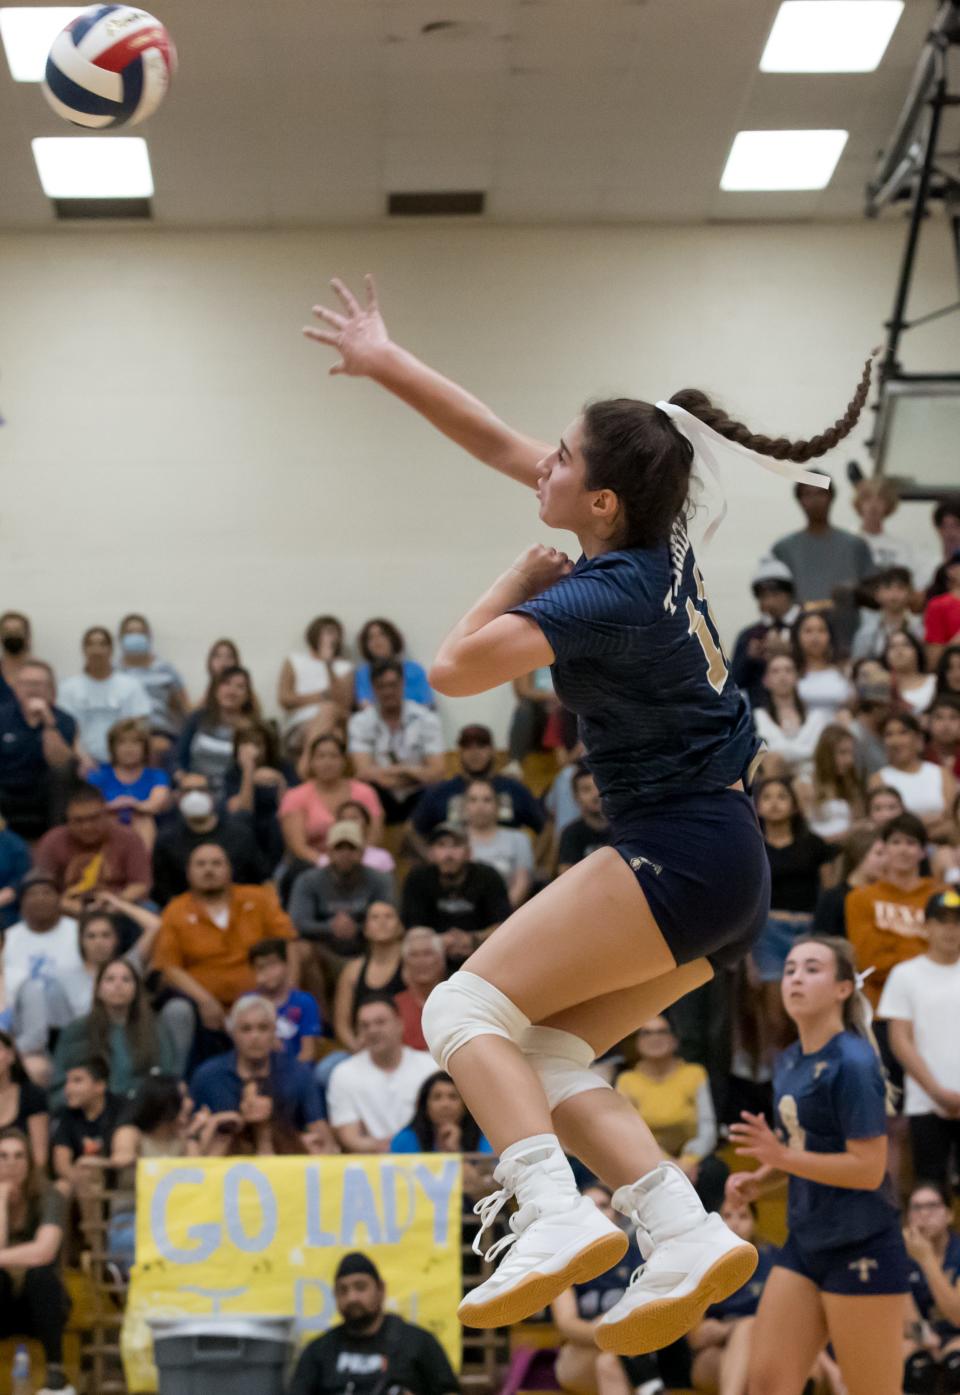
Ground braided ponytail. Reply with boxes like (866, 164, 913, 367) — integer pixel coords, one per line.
(670, 351, 877, 465)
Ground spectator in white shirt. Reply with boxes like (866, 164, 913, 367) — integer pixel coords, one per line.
(884, 630, 937, 718)
(58, 626, 151, 767)
(347, 660, 445, 825)
(326, 994, 436, 1153)
(1, 870, 83, 1073)
(463, 777, 533, 909)
(853, 477, 918, 576)
(791, 611, 853, 721)
(752, 654, 828, 781)
(879, 889, 960, 1193)
(277, 615, 354, 756)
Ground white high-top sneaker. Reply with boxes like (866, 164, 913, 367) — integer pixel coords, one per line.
(459, 1134, 628, 1329)
(595, 1162, 757, 1355)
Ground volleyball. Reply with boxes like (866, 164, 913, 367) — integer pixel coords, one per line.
(42, 5, 176, 129)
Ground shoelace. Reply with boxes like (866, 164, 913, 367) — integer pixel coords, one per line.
(471, 1184, 540, 1263)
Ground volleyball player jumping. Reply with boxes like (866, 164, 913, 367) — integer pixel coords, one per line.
(728, 936, 908, 1395)
(305, 276, 873, 1354)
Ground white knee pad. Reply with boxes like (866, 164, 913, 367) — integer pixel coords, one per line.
(421, 970, 531, 1071)
(522, 1026, 612, 1111)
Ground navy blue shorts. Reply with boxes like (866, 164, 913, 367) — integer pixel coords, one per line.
(612, 788, 770, 969)
(776, 1226, 911, 1295)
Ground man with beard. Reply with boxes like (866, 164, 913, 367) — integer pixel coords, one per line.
(287, 1252, 459, 1395)
(400, 824, 510, 969)
(411, 723, 545, 848)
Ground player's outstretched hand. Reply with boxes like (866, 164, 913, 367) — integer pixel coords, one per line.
(304, 274, 389, 376)
(508, 544, 573, 600)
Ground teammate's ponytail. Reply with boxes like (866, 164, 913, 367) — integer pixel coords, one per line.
(792, 934, 898, 1112)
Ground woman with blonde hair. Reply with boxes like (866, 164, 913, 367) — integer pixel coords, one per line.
(853, 476, 915, 575)
(728, 935, 906, 1395)
(87, 717, 172, 850)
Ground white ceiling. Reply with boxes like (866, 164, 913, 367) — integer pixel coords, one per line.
(0, 0, 945, 229)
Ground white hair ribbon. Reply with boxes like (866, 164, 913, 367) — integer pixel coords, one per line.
(654, 400, 832, 546)
(854, 965, 875, 993)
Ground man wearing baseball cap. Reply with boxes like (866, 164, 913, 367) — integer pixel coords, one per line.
(411, 723, 544, 852)
(878, 888, 960, 1191)
(288, 821, 394, 958)
(729, 557, 799, 706)
(288, 1250, 459, 1395)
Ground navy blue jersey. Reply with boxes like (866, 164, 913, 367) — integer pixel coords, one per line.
(774, 1031, 898, 1254)
(573, 1235, 642, 1319)
(513, 528, 759, 824)
(706, 1242, 775, 1320)
(908, 1231, 960, 1337)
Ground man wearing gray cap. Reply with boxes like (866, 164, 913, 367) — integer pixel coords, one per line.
(288, 1251, 459, 1395)
(730, 557, 799, 705)
(288, 821, 395, 958)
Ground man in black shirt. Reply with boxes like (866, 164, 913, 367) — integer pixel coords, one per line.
(401, 825, 510, 969)
(556, 767, 611, 874)
(51, 1057, 125, 1184)
(288, 1251, 458, 1395)
(152, 772, 266, 906)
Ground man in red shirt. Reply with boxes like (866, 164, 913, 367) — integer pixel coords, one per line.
(925, 549, 960, 667)
(393, 926, 447, 1051)
(34, 782, 151, 919)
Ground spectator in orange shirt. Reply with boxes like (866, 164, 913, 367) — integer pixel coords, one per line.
(845, 813, 943, 1011)
(151, 843, 295, 1063)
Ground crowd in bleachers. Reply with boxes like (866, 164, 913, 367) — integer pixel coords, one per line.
(0, 481, 959, 1395)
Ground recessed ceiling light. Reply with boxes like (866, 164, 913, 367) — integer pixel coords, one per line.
(32, 136, 154, 198)
(761, 1, 904, 73)
(721, 129, 849, 191)
(0, 7, 81, 82)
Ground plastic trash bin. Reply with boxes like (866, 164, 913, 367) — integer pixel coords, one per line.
(148, 1316, 294, 1395)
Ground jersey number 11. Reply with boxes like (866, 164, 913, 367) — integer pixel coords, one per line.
(685, 564, 729, 695)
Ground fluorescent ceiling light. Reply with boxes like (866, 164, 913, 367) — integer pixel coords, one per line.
(0, 7, 82, 81)
(32, 136, 154, 198)
(761, 1, 904, 73)
(721, 129, 849, 191)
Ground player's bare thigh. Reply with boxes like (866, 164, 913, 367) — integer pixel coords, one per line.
(462, 847, 678, 1025)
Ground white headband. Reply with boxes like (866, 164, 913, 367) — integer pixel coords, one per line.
(655, 400, 831, 545)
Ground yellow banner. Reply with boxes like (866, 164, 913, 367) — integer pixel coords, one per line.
(122, 1154, 463, 1393)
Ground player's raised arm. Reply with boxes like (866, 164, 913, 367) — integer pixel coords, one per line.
(304, 275, 550, 489)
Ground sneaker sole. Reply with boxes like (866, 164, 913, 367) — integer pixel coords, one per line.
(594, 1242, 758, 1356)
(458, 1230, 629, 1329)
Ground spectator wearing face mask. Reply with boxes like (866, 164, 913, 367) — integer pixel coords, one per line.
(116, 613, 189, 761)
(151, 773, 267, 907)
(0, 612, 33, 706)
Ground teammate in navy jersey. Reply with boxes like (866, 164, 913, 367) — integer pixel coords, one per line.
(306, 275, 874, 1353)
(727, 936, 908, 1395)
(902, 1181, 960, 1394)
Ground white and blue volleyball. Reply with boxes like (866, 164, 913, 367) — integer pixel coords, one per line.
(42, 5, 176, 128)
